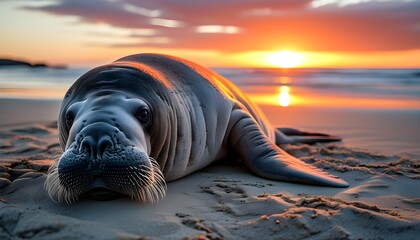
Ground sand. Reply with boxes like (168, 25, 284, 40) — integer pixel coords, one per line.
(0, 102, 419, 239)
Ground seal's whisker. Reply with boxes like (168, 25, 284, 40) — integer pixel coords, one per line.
(45, 159, 85, 204)
(132, 172, 146, 186)
(45, 147, 166, 204)
(124, 157, 166, 203)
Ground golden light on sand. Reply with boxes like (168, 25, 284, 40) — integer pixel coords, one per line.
(267, 51, 304, 68)
(278, 86, 291, 107)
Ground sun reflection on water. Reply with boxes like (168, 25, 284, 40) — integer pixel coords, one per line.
(278, 86, 291, 107)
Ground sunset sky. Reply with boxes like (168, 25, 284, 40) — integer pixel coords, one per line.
(1, 0, 419, 68)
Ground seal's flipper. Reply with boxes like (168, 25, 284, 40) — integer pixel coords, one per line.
(275, 127, 341, 145)
(229, 109, 349, 188)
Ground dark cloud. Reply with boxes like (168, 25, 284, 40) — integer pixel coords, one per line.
(22, 0, 420, 52)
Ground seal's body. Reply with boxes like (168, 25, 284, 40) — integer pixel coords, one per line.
(46, 54, 348, 204)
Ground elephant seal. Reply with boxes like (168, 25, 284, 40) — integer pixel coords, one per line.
(45, 53, 349, 204)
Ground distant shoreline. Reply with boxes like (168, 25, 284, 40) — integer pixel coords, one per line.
(0, 58, 66, 69)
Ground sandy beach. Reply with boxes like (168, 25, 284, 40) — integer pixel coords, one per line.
(0, 98, 419, 239)
(2, 0, 420, 238)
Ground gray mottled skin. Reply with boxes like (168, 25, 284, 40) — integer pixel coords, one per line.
(51, 53, 348, 203)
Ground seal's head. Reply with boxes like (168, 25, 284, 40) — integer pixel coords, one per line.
(45, 65, 167, 204)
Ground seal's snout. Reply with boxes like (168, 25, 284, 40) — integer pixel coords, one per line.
(79, 131, 113, 160)
(45, 120, 166, 204)
(76, 122, 116, 160)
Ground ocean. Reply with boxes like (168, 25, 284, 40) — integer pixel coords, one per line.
(0, 66, 419, 155)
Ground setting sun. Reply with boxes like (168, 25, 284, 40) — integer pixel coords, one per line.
(267, 51, 305, 68)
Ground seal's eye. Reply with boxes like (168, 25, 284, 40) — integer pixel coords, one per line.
(135, 107, 150, 123)
(66, 111, 74, 128)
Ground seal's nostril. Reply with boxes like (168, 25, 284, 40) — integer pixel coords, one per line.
(80, 137, 95, 159)
(98, 136, 113, 159)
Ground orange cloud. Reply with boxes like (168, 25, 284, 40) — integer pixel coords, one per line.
(21, 0, 420, 53)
